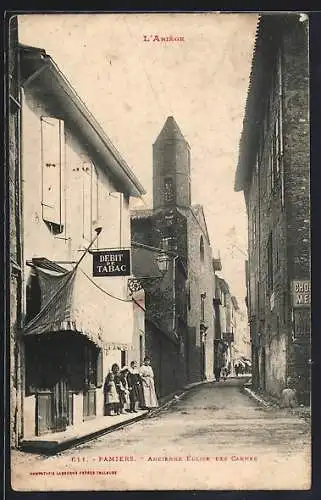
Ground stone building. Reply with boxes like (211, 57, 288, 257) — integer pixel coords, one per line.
(130, 240, 184, 397)
(231, 300, 252, 373)
(8, 16, 23, 448)
(9, 39, 145, 444)
(131, 117, 216, 394)
(213, 277, 237, 376)
(235, 14, 310, 404)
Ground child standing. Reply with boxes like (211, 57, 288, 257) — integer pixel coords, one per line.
(103, 372, 119, 416)
(112, 363, 126, 415)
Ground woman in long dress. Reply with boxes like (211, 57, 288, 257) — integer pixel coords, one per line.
(139, 356, 158, 409)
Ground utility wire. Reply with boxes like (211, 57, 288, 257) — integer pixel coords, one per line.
(79, 268, 132, 303)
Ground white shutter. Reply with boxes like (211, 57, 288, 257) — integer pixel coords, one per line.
(106, 191, 122, 248)
(82, 162, 92, 241)
(41, 117, 64, 225)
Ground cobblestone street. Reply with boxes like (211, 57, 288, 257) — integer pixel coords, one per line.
(11, 378, 311, 491)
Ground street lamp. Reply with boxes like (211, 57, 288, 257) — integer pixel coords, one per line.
(127, 253, 170, 295)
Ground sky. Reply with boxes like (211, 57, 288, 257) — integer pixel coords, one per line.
(18, 12, 258, 315)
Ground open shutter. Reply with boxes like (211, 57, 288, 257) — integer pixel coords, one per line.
(41, 117, 64, 226)
(82, 162, 92, 241)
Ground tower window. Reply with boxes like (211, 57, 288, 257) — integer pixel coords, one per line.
(164, 177, 174, 204)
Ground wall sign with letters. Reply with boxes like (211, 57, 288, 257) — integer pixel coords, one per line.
(92, 249, 131, 277)
(291, 280, 311, 308)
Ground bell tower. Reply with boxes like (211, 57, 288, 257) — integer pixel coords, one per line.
(153, 116, 191, 210)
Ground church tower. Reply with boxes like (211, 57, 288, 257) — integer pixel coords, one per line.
(153, 116, 191, 210)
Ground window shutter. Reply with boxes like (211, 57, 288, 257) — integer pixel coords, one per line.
(103, 191, 122, 247)
(96, 348, 103, 388)
(82, 162, 92, 241)
(41, 117, 64, 226)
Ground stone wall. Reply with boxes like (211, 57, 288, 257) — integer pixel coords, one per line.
(244, 16, 310, 401)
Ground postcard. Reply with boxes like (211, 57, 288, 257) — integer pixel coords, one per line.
(7, 11, 311, 491)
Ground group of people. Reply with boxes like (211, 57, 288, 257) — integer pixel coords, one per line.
(235, 363, 245, 376)
(103, 357, 159, 416)
(214, 366, 230, 382)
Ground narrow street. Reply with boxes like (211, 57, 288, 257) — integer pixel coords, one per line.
(11, 378, 310, 490)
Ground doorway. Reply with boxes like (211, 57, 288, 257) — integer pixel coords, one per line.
(201, 340, 206, 380)
(260, 347, 266, 392)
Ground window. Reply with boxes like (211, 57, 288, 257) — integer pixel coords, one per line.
(41, 116, 65, 233)
(82, 161, 92, 241)
(272, 114, 282, 186)
(73, 160, 99, 244)
(139, 335, 144, 365)
(200, 235, 205, 264)
(255, 153, 259, 174)
(161, 237, 177, 252)
(252, 212, 257, 248)
(164, 177, 175, 204)
(200, 293, 206, 322)
(267, 232, 274, 292)
(277, 50, 283, 98)
(25, 272, 41, 323)
(271, 51, 284, 193)
(187, 285, 191, 310)
(275, 226, 280, 269)
(84, 343, 98, 388)
(121, 350, 127, 367)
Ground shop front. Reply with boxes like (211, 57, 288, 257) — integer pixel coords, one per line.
(23, 262, 132, 439)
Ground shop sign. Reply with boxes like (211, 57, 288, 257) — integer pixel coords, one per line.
(93, 249, 131, 277)
(292, 280, 311, 308)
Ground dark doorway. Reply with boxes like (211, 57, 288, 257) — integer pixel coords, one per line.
(184, 331, 190, 383)
(261, 347, 266, 392)
(201, 340, 206, 380)
(26, 334, 97, 435)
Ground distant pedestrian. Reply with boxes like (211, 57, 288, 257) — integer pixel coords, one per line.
(235, 364, 240, 377)
(280, 377, 298, 408)
(139, 356, 159, 410)
(104, 372, 119, 416)
(221, 367, 228, 381)
(214, 366, 221, 382)
(128, 360, 143, 412)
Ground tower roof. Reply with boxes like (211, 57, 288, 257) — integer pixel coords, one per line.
(154, 116, 190, 147)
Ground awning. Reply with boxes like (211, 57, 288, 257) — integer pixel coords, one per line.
(24, 266, 134, 349)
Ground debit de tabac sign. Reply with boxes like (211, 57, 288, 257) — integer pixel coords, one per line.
(291, 280, 311, 308)
(93, 249, 131, 277)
